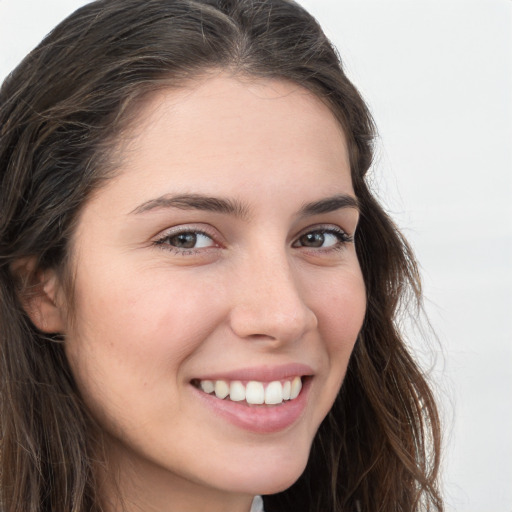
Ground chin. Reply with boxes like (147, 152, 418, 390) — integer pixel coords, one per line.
(251, 470, 305, 496)
(215, 446, 310, 496)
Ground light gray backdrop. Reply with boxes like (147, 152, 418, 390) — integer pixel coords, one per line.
(1, 1, 511, 511)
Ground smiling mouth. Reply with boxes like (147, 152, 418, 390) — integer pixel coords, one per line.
(191, 376, 304, 405)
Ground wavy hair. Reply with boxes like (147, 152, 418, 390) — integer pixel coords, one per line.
(0, 1, 443, 510)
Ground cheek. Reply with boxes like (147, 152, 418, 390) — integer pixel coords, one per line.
(315, 267, 366, 367)
(295, 266, 365, 437)
(63, 267, 223, 411)
(71, 262, 218, 345)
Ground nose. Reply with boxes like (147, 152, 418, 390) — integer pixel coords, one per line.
(228, 252, 318, 345)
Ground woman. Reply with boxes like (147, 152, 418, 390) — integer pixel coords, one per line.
(0, 1, 443, 511)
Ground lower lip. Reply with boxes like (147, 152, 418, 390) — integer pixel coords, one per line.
(192, 379, 311, 434)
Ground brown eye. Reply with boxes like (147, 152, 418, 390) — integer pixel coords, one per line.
(169, 233, 198, 248)
(293, 228, 352, 250)
(158, 231, 215, 250)
(299, 232, 326, 248)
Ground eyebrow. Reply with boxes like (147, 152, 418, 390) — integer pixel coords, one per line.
(299, 194, 360, 216)
(130, 193, 249, 218)
(130, 192, 359, 218)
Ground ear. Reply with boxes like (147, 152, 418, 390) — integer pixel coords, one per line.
(11, 257, 66, 334)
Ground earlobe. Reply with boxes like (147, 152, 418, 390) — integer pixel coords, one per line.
(11, 258, 66, 334)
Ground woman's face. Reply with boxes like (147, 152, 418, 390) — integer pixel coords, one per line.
(60, 75, 366, 510)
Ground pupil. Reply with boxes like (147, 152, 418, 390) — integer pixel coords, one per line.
(172, 233, 197, 248)
(302, 232, 324, 247)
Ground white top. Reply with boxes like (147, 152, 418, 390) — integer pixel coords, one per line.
(250, 495, 264, 512)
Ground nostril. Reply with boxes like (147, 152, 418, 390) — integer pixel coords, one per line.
(246, 333, 276, 340)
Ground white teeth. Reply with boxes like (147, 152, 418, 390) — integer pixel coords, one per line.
(246, 381, 265, 404)
(200, 380, 215, 394)
(282, 380, 291, 400)
(197, 376, 304, 404)
(290, 376, 302, 399)
(265, 381, 283, 404)
(214, 380, 229, 399)
(229, 381, 245, 402)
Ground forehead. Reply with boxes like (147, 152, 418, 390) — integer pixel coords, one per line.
(80, 74, 353, 228)
(113, 74, 351, 192)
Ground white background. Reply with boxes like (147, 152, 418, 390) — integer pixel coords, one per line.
(1, 1, 511, 511)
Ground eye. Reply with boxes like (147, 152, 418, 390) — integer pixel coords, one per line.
(155, 230, 216, 251)
(293, 227, 352, 250)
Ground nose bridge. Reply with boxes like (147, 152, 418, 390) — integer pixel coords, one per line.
(229, 245, 317, 343)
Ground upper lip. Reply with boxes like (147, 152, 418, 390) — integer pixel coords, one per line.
(193, 363, 314, 383)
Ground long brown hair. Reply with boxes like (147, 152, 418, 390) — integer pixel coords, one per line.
(0, 1, 443, 510)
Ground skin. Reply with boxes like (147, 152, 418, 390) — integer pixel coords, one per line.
(41, 75, 366, 512)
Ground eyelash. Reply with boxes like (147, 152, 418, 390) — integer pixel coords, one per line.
(292, 227, 354, 251)
(153, 227, 218, 254)
(153, 225, 354, 255)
